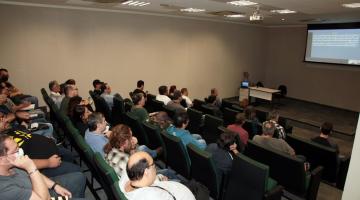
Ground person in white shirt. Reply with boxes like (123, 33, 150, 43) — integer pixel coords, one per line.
(156, 85, 171, 105)
(120, 151, 195, 200)
(100, 83, 115, 110)
(48, 80, 64, 108)
(180, 88, 193, 107)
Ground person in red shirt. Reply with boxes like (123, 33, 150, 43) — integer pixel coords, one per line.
(227, 113, 249, 145)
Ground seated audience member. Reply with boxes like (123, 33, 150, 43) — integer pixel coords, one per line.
(0, 91, 54, 139)
(48, 80, 64, 109)
(130, 93, 149, 123)
(92, 79, 103, 96)
(156, 85, 171, 105)
(312, 122, 339, 153)
(207, 88, 221, 108)
(85, 112, 111, 157)
(0, 114, 81, 178)
(72, 105, 92, 137)
(133, 80, 147, 97)
(253, 121, 295, 156)
(0, 134, 86, 199)
(104, 124, 160, 177)
(0, 68, 39, 108)
(65, 79, 76, 85)
(67, 96, 93, 121)
(181, 88, 193, 108)
(0, 85, 33, 113)
(204, 95, 223, 118)
(166, 112, 206, 150)
(165, 90, 186, 113)
(265, 110, 286, 139)
(206, 131, 240, 177)
(120, 151, 195, 200)
(100, 82, 115, 110)
(149, 111, 172, 131)
(227, 113, 249, 145)
(168, 85, 177, 100)
(60, 84, 79, 115)
(244, 105, 261, 134)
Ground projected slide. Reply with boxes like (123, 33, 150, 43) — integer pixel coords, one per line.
(305, 28, 360, 65)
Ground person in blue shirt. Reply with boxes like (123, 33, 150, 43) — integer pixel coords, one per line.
(166, 112, 206, 150)
(84, 112, 111, 157)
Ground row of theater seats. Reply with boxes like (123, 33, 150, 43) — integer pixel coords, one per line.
(41, 88, 125, 200)
(88, 91, 285, 199)
(85, 90, 347, 199)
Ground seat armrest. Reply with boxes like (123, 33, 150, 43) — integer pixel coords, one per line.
(336, 155, 351, 190)
(306, 166, 323, 200)
(264, 185, 284, 200)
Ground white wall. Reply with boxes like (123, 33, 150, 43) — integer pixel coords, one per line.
(342, 114, 360, 200)
(0, 4, 265, 105)
(264, 27, 360, 112)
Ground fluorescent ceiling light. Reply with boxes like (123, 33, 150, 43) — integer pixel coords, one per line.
(121, 0, 150, 7)
(225, 14, 246, 18)
(66, 0, 93, 6)
(180, 8, 206, 12)
(227, 1, 258, 6)
(270, 9, 296, 14)
(342, 3, 360, 8)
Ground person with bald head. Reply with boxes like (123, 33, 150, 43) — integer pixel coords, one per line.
(120, 151, 195, 200)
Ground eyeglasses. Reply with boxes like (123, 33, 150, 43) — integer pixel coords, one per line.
(147, 162, 155, 168)
(0, 147, 19, 158)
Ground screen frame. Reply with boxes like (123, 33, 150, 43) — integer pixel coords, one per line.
(303, 22, 360, 67)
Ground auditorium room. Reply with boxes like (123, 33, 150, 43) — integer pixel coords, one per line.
(0, 0, 359, 200)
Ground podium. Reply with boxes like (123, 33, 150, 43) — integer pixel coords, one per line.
(239, 88, 249, 107)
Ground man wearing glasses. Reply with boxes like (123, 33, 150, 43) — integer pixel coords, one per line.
(120, 151, 195, 200)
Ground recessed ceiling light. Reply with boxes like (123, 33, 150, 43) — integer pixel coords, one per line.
(225, 14, 246, 18)
(121, 0, 150, 7)
(270, 9, 296, 14)
(227, 1, 258, 6)
(342, 3, 360, 8)
(180, 8, 206, 13)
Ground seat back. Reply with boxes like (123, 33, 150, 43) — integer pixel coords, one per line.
(93, 96, 112, 122)
(123, 112, 149, 146)
(224, 154, 269, 200)
(244, 141, 307, 196)
(202, 114, 223, 144)
(144, 93, 156, 113)
(111, 97, 125, 126)
(221, 99, 233, 110)
(255, 109, 268, 123)
(162, 105, 176, 119)
(93, 152, 120, 199)
(187, 143, 220, 199)
(142, 121, 166, 156)
(192, 99, 206, 112)
(186, 108, 203, 135)
(223, 107, 239, 126)
(123, 99, 133, 113)
(201, 104, 217, 116)
(161, 131, 191, 179)
(151, 99, 165, 112)
(286, 135, 338, 183)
